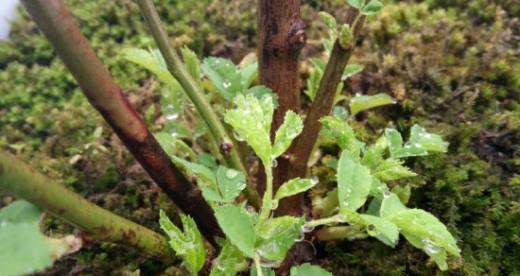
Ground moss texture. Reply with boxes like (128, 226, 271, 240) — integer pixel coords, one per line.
(0, 0, 518, 275)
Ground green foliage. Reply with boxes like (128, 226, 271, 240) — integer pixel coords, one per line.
(214, 205, 257, 258)
(159, 210, 205, 275)
(0, 201, 53, 276)
(350, 93, 395, 116)
(290, 263, 333, 276)
(337, 151, 372, 211)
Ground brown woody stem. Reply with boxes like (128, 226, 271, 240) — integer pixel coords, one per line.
(21, 0, 222, 246)
(0, 150, 173, 262)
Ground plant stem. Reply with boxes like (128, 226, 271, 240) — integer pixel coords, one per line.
(258, 165, 273, 224)
(0, 150, 173, 262)
(316, 225, 367, 241)
(287, 14, 366, 179)
(305, 214, 343, 229)
(136, 0, 260, 209)
(21, 0, 223, 246)
(254, 254, 264, 276)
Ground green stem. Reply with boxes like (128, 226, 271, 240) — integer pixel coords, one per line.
(316, 225, 367, 241)
(136, 0, 260, 208)
(258, 165, 273, 225)
(254, 254, 264, 276)
(305, 214, 343, 229)
(0, 150, 173, 262)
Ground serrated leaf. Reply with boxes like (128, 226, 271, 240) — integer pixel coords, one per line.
(389, 209, 460, 257)
(338, 24, 353, 48)
(347, 0, 365, 9)
(0, 201, 54, 276)
(337, 150, 372, 211)
(210, 240, 248, 276)
(318, 12, 337, 29)
(225, 94, 273, 165)
(320, 116, 364, 159)
(159, 210, 206, 274)
(350, 93, 395, 116)
(385, 126, 448, 158)
(272, 111, 303, 158)
(180, 47, 201, 82)
(240, 62, 258, 88)
(202, 57, 243, 101)
(256, 216, 305, 261)
(304, 66, 322, 101)
(290, 263, 333, 276)
(274, 178, 317, 203)
(246, 86, 279, 107)
(214, 205, 257, 258)
(361, 0, 384, 15)
(359, 214, 399, 247)
(343, 64, 364, 80)
(374, 158, 417, 181)
(216, 166, 247, 203)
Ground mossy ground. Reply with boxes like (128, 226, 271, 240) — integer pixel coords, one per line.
(0, 0, 518, 275)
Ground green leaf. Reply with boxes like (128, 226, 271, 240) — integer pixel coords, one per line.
(290, 263, 333, 276)
(210, 240, 248, 276)
(337, 150, 372, 211)
(256, 216, 305, 261)
(123, 48, 177, 86)
(171, 156, 216, 187)
(347, 0, 365, 9)
(202, 57, 243, 101)
(240, 62, 258, 88)
(215, 166, 247, 203)
(343, 64, 364, 80)
(251, 266, 276, 276)
(274, 178, 317, 204)
(0, 201, 54, 276)
(389, 209, 460, 257)
(350, 93, 395, 116)
(272, 111, 303, 158)
(159, 211, 206, 274)
(246, 86, 279, 107)
(214, 205, 257, 257)
(374, 158, 417, 181)
(380, 192, 407, 218)
(180, 47, 201, 82)
(361, 0, 384, 15)
(318, 12, 337, 29)
(361, 135, 388, 169)
(409, 125, 449, 153)
(225, 94, 273, 165)
(359, 214, 399, 247)
(320, 116, 364, 159)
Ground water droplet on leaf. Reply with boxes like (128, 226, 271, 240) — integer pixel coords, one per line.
(226, 169, 239, 179)
(271, 160, 278, 168)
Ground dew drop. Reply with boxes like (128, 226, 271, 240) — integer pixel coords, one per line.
(233, 131, 245, 142)
(271, 160, 278, 168)
(295, 232, 305, 242)
(226, 169, 239, 179)
(366, 224, 378, 236)
(223, 80, 231, 89)
(422, 238, 441, 255)
(301, 225, 315, 233)
(166, 113, 179, 121)
(311, 176, 319, 185)
(383, 190, 392, 198)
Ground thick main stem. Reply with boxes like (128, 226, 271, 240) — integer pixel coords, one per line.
(0, 150, 173, 262)
(21, 0, 222, 245)
(136, 0, 260, 208)
(258, 0, 306, 216)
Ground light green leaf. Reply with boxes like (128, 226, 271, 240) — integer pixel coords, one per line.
(159, 210, 206, 274)
(202, 57, 243, 101)
(180, 47, 201, 82)
(374, 158, 417, 181)
(246, 86, 279, 107)
(380, 192, 407, 218)
(123, 48, 176, 86)
(347, 0, 365, 9)
(337, 150, 372, 211)
(318, 12, 337, 29)
(240, 62, 258, 88)
(389, 209, 460, 257)
(359, 214, 399, 247)
(225, 94, 273, 165)
(274, 178, 317, 203)
(338, 24, 353, 48)
(402, 232, 449, 270)
(251, 266, 275, 276)
(361, 0, 384, 15)
(171, 156, 216, 187)
(320, 116, 364, 159)
(214, 205, 257, 257)
(350, 93, 395, 116)
(210, 240, 248, 276)
(0, 201, 54, 276)
(256, 216, 305, 261)
(409, 125, 449, 153)
(343, 64, 364, 80)
(304, 67, 322, 101)
(290, 263, 333, 276)
(361, 135, 388, 169)
(216, 166, 247, 203)
(272, 111, 303, 158)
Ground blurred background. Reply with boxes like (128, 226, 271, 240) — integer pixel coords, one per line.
(0, 0, 518, 275)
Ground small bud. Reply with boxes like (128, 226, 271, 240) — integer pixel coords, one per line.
(338, 24, 353, 49)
